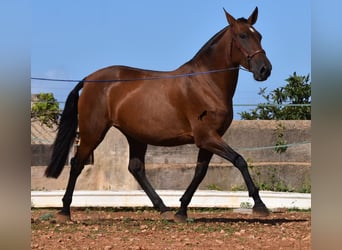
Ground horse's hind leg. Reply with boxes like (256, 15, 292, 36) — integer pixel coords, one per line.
(175, 149, 213, 222)
(59, 126, 109, 220)
(127, 137, 171, 217)
(59, 154, 85, 220)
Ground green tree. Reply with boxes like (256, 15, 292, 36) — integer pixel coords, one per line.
(31, 93, 60, 128)
(240, 72, 311, 120)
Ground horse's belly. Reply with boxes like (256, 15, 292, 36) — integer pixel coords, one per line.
(114, 122, 195, 146)
(111, 95, 194, 146)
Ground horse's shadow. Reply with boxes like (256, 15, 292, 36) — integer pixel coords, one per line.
(193, 217, 308, 225)
(69, 207, 309, 226)
(76, 215, 308, 226)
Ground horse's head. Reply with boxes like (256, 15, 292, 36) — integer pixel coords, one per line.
(224, 7, 272, 81)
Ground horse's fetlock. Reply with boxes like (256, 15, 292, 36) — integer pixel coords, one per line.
(249, 186, 259, 198)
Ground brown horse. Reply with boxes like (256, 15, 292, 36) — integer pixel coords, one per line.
(46, 7, 272, 222)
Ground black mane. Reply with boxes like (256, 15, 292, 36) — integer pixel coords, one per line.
(191, 26, 229, 60)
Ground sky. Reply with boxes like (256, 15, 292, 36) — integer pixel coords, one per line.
(31, 0, 311, 119)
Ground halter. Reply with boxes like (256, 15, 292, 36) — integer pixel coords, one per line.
(229, 27, 265, 69)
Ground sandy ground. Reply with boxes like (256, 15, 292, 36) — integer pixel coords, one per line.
(31, 207, 311, 250)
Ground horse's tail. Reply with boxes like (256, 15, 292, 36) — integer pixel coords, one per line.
(45, 79, 85, 178)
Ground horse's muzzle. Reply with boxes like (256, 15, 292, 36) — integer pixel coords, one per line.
(252, 58, 272, 81)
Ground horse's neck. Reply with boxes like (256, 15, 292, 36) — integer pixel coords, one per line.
(192, 30, 240, 99)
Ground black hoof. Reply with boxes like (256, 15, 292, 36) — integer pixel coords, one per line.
(174, 213, 188, 223)
(56, 210, 72, 222)
(253, 204, 270, 217)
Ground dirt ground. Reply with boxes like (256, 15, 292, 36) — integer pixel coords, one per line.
(31, 207, 311, 250)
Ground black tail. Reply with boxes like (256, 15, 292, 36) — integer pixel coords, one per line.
(45, 80, 85, 178)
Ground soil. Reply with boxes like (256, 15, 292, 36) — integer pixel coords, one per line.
(31, 207, 311, 250)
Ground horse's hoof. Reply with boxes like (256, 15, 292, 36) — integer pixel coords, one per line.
(55, 211, 72, 223)
(160, 211, 174, 221)
(252, 205, 270, 217)
(174, 214, 188, 223)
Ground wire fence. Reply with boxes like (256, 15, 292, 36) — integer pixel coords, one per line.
(31, 99, 311, 107)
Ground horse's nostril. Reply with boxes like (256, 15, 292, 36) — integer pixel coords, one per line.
(260, 66, 265, 75)
(259, 64, 271, 78)
(260, 65, 266, 75)
(256, 64, 271, 80)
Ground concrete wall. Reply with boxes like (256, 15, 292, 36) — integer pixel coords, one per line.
(31, 120, 311, 192)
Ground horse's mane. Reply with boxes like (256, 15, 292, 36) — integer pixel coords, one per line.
(187, 16, 251, 63)
(190, 26, 229, 60)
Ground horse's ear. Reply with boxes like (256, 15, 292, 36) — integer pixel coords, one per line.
(247, 7, 258, 25)
(223, 8, 237, 27)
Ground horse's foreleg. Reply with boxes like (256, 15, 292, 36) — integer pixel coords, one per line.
(175, 149, 213, 222)
(233, 155, 269, 215)
(127, 138, 170, 216)
(199, 134, 269, 216)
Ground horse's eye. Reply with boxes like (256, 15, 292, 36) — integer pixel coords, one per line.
(239, 33, 247, 39)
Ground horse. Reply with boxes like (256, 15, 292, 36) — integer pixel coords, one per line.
(45, 7, 272, 222)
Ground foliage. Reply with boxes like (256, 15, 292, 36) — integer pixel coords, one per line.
(31, 93, 60, 128)
(240, 202, 252, 209)
(240, 72, 311, 120)
(38, 213, 54, 221)
(206, 183, 223, 191)
(274, 122, 288, 153)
